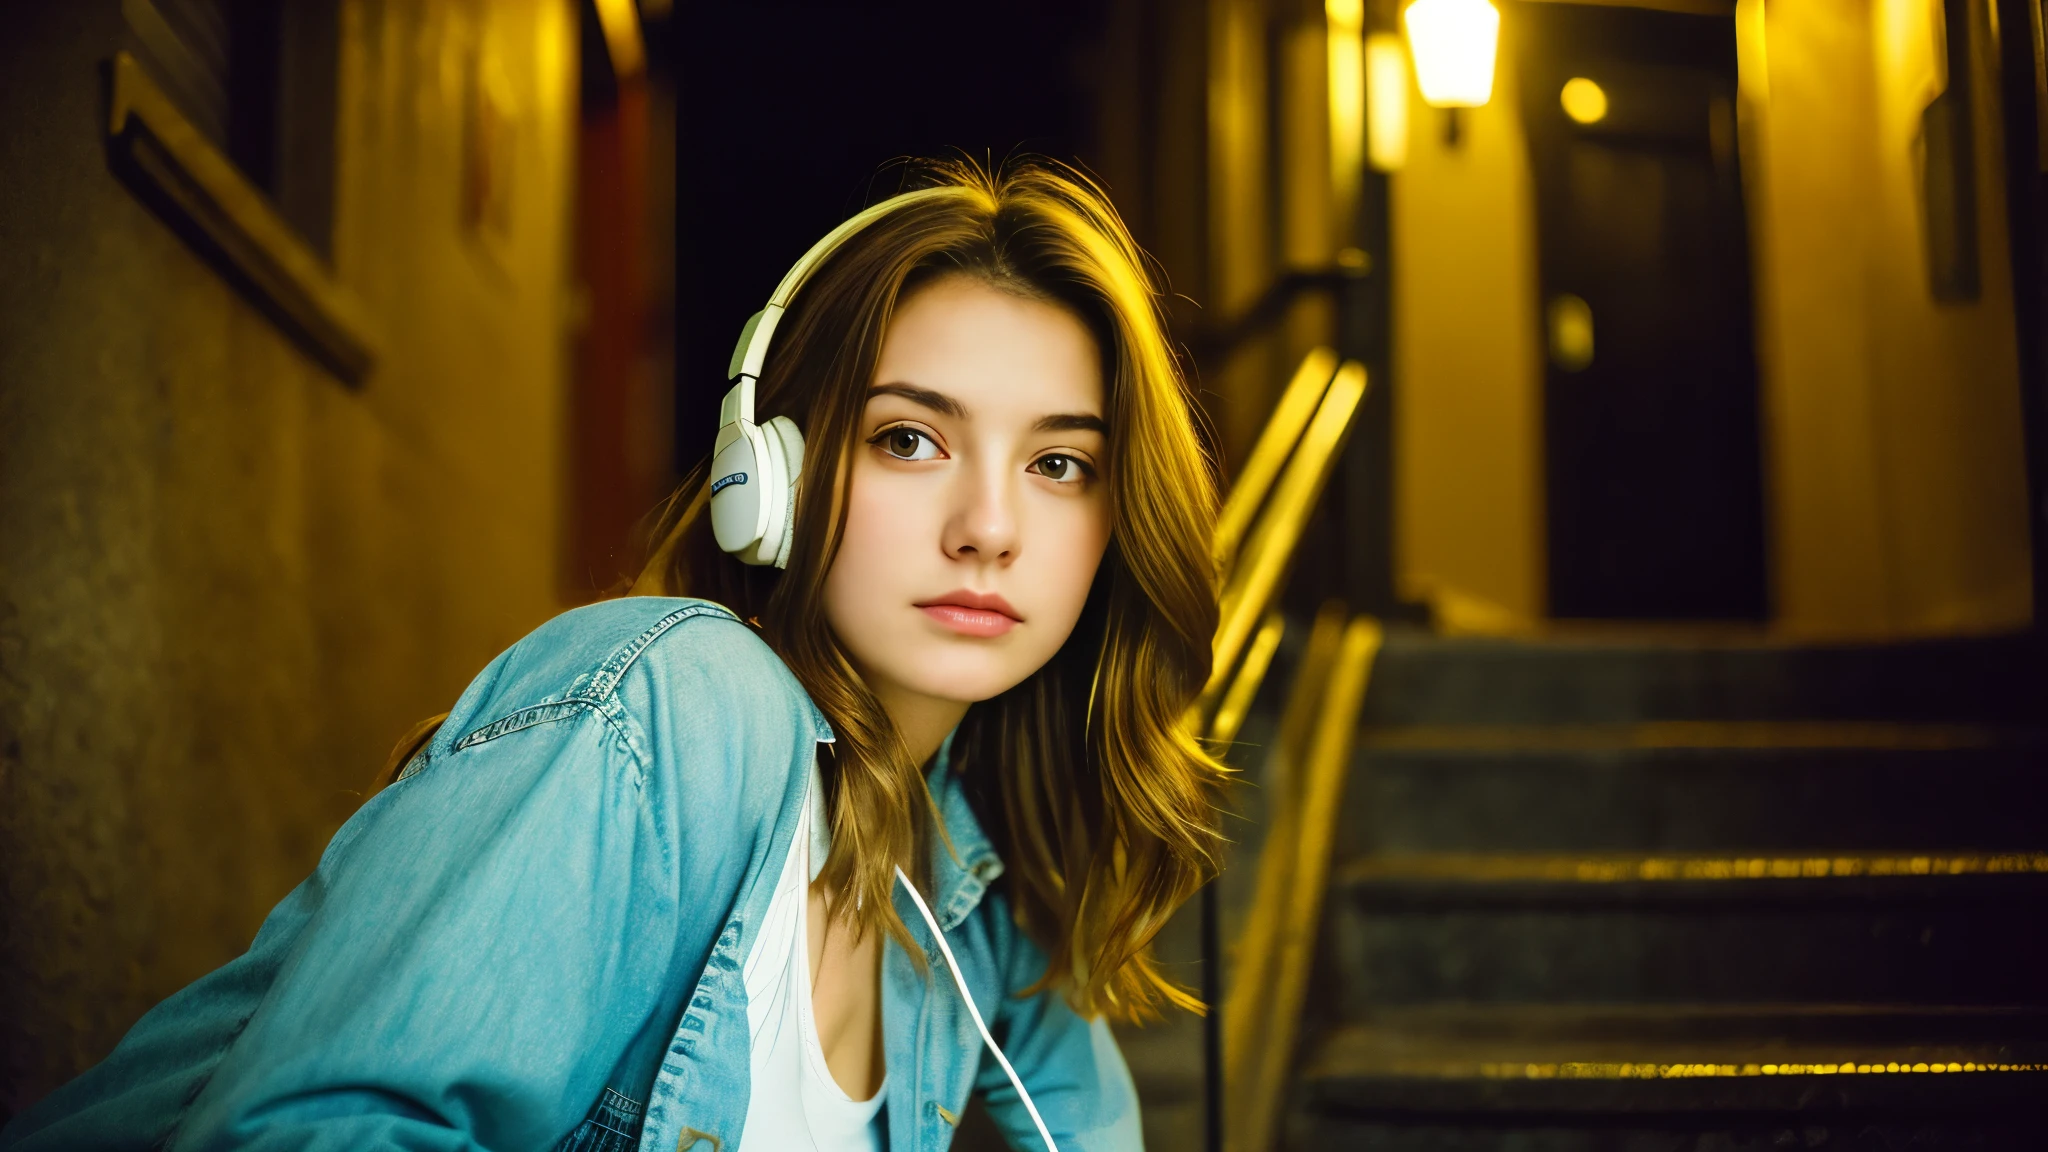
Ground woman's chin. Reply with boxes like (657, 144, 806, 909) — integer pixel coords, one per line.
(884, 656, 1037, 709)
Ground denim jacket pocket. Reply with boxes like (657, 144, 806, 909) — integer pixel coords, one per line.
(553, 1087, 645, 1152)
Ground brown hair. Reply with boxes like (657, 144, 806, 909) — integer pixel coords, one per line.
(385, 157, 1225, 1021)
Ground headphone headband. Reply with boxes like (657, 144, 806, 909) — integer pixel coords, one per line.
(723, 186, 962, 424)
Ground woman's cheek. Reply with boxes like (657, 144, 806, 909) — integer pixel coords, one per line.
(860, 464, 935, 557)
(835, 467, 916, 599)
(1055, 497, 1113, 606)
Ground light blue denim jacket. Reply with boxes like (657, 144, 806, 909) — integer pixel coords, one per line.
(3, 597, 1141, 1152)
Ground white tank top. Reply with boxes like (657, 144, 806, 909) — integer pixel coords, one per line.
(738, 763, 887, 1151)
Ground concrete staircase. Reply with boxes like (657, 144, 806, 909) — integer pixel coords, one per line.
(1290, 630, 2048, 1150)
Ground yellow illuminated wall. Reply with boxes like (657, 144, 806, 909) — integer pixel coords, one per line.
(1210, 0, 1281, 470)
(1389, 36, 1547, 627)
(1387, 0, 2033, 635)
(1742, 0, 2034, 636)
(0, 0, 578, 1105)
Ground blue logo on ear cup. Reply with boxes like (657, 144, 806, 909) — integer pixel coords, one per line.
(711, 472, 748, 496)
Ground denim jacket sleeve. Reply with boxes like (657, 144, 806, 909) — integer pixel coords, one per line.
(0, 599, 820, 1152)
(972, 912, 1144, 1152)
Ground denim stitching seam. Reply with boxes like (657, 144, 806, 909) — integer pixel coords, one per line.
(599, 1087, 643, 1117)
(454, 698, 589, 751)
(449, 602, 737, 756)
(583, 603, 736, 701)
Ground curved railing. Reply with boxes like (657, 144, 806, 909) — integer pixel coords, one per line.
(1186, 345, 1384, 1152)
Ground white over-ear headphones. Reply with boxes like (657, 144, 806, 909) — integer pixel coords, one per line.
(709, 187, 959, 568)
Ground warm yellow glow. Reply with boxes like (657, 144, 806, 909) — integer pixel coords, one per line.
(1466, 1060, 2048, 1079)
(1349, 852, 2048, 882)
(1548, 293, 1594, 371)
(1329, 0, 1367, 191)
(1560, 77, 1608, 124)
(1366, 33, 1411, 171)
(1734, 0, 1768, 105)
(534, 2, 573, 119)
(1403, 0, 1500, 108)
(593, 0, 645, 79)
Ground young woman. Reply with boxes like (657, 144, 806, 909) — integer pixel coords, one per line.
(2, 158, 1225, 1152)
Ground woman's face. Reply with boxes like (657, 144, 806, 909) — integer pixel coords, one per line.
(823, 273, 1112, 732)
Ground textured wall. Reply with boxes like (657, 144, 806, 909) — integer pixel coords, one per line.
(1742, 0, 2035, 637)
(0, 0, 577, 1113)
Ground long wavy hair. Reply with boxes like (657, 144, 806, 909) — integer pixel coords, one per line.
(385, 157, 1226, 1022)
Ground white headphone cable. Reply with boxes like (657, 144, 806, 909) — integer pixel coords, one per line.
(893, 865, 1060, 1152)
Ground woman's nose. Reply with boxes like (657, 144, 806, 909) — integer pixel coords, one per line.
(942, 465, 1020, 563)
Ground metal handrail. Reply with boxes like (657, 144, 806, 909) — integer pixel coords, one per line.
(1212, 348, 1340, 575)
(1190, 349, 1372, 1152)
(1202, 360, 1368, 705)
(1218, 601, 1349, 1104)
(1207, 612, 1286, 749)
(1224, 614, 1383, 1152)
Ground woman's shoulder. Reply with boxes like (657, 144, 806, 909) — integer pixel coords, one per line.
(440, 596, 833, 762)
(524, 595, 759, 688)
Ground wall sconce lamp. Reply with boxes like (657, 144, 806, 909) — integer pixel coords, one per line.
(1403, 0, 1499, 147)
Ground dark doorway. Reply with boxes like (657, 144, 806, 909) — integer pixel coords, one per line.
(1517, 3, 1768, 620)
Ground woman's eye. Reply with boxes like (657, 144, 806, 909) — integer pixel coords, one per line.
(875, 426, 942, 461)
(1032, 454, 1089, 483)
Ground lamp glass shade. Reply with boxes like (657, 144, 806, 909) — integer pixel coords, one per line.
(1403, 0, 1500, 108)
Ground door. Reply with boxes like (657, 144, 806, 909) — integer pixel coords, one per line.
(1518, 4, 1768, 620)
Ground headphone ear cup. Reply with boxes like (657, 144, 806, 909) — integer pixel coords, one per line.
(709, 422, 767, 555)
(763, 416, 805, 569)
(766, 415, 805, 486)
(744, 420, 790, 567)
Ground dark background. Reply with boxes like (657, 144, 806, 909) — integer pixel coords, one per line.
(657, 1, 1113, 470)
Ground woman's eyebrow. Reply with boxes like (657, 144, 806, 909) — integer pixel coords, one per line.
(868, 382, 1104, 435)
(1033, 413, 1107, 434)
(869, 382, 966, 418)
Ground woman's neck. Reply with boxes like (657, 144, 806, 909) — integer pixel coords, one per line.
(867, 680, 970, 768)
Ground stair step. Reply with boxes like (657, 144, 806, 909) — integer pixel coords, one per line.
(1296, 1005, 2048, 1116)
(1341, 724, 2047, 854)
(1338, 850, 2048, 892)
(1264, 631, 2048, 1150)
(1324, 853, 2048, 1005)
(1355, 630, 2044, 725)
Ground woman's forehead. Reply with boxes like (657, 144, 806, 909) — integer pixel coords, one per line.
(873, 275, 1104, 422)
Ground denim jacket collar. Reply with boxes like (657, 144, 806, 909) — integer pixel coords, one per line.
(924, 727, 1005, 932)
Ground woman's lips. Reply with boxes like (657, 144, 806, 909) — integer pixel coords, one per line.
(916, 591, 1022, 638)
(919, 604, 1018, 637)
